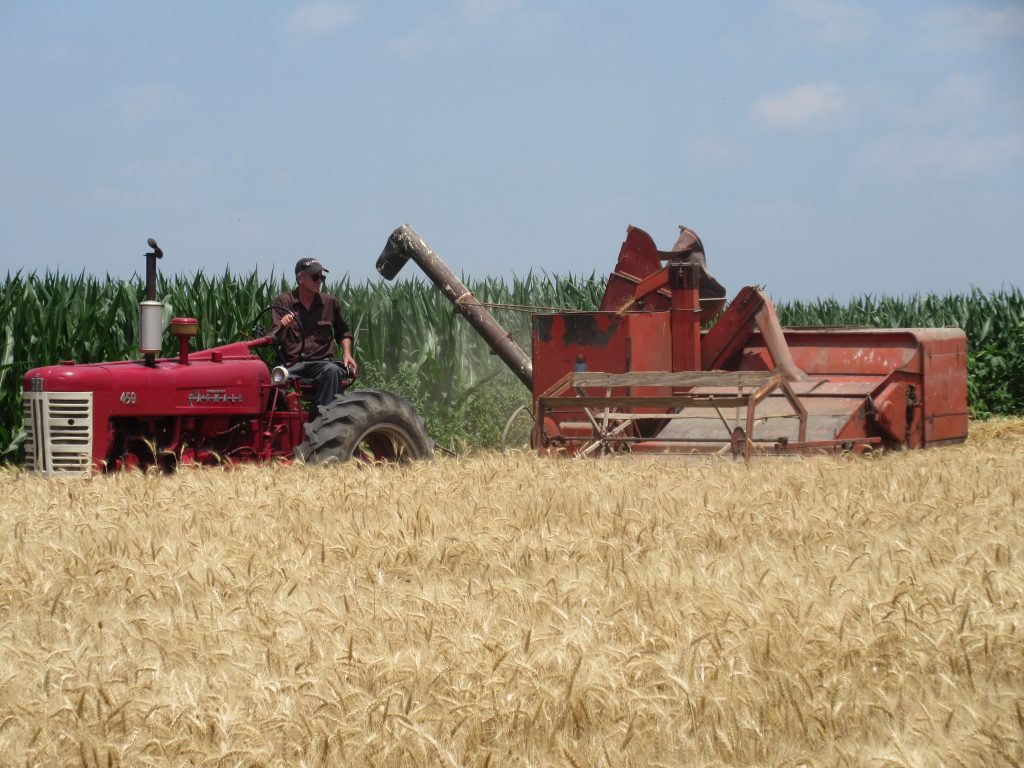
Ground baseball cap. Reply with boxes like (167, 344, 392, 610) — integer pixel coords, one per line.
(294, 257, 329, 275)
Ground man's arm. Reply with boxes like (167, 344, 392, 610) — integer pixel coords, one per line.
(332, 299, 357, 373)
(270, 294, 302, 364)
(270, 293, 296, 335)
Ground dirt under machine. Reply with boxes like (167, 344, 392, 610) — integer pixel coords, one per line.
(378, 224, 968, 458)
(21, 239, 433, 477)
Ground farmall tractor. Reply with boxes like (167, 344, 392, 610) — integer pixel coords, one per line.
(21, 239, 432, 477)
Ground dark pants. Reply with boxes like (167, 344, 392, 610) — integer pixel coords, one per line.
(287, 360, 347, 407)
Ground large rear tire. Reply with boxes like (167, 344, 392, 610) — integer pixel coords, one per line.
(295, 389, 433, 464)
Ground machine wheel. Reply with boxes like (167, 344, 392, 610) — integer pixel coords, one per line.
(499, 403, 535, 450)
(295, 389, 433, 464)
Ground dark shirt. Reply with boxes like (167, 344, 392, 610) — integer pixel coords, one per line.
(271, 289, 353, 364)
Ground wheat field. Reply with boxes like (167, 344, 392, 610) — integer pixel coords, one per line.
(1, 422, 1022, 767)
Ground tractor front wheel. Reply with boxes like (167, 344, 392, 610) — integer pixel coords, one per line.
(295, 389, 433, 464)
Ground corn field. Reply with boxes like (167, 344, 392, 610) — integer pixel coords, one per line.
(1, 270, 1022, 456)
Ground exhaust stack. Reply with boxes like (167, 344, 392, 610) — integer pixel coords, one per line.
(140, 238, 164, 366)
(377, 224, 533, 390)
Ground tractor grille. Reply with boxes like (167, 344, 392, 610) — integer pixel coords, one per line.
(22, 392, 94, 477)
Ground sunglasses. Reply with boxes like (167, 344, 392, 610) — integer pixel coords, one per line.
(305, 273, 325, 283)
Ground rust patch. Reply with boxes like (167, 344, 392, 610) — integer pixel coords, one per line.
(534, 315, 620, 347)
(560, 315, 620, 348)
(534, 315, 554, 343)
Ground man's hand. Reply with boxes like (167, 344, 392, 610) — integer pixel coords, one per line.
(343, 352, 358, 375)
(341, 337, 357, 375)
(279, 312, 298, 328)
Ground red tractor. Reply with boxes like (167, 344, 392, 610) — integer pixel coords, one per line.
(21, 239, 432, 477)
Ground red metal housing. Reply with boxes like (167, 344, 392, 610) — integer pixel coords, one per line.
(532, 226, 968, 457)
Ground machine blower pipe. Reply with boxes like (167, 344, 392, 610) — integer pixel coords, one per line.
(377, 224, 534, 391)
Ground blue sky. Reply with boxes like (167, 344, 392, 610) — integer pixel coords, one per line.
(1, 1, 1022, 300)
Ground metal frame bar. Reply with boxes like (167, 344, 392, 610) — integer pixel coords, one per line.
(537, 370, 810, 459)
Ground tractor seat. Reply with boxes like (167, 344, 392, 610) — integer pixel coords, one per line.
(270, 360, 355, 414)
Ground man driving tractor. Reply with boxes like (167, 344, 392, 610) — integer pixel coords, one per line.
(271, 257, 358, 413)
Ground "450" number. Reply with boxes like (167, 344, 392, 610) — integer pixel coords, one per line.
(119, 391, 137, 406)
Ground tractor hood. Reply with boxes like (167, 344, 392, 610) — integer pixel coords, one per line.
(24, 352, 271, 418)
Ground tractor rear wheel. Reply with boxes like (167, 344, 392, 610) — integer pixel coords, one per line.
(295, 389, 433, 464)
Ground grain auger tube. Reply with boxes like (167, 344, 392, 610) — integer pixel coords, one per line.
(377, 224, 533, 390)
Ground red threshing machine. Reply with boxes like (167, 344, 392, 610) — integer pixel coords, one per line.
(378, 224, 968, 458)
(21, 239, 432, 477)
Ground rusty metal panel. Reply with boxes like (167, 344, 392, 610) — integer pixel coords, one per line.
(625, 312, 672, 383)
(531, 313, 630, 402)
(600, 227, 667, 312)
(784, 331, 920, 375)
(530, 312, 677, 396)
(701, 286, 760, 370)
(920, 330, 968, 445)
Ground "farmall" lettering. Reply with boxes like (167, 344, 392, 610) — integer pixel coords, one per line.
(188, 389, 243, 406)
